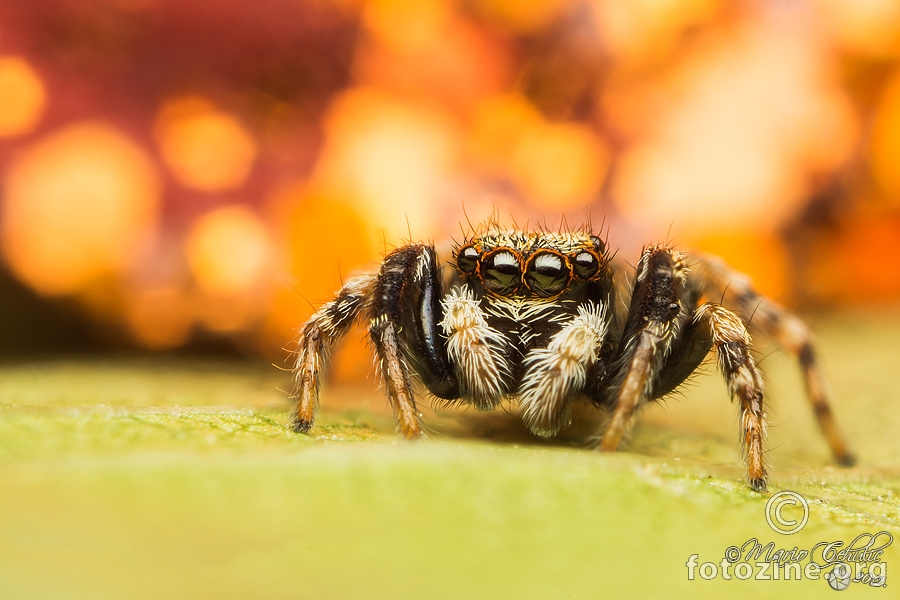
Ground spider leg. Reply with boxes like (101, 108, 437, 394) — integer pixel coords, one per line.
(694, 303, 768, 492)
(689, 253, 854, 466)
(651, 308, 712, 399)
(291, 274, 376, 433)
(369, 314, 420, 439)
(518, 303, 609, 436)
(369, 244, 460, 439)
(599, 246, 692, 452)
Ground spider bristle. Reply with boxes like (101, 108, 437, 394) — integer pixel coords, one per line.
(665, 220, 676, 246)
(488, 207, 501, 232)
(461, 202, 475, 236)
(745, 298, 765, 329)
(429, 394, 468, 413)
(600, 218, 611, 253)
(272, 361, 292, 373)
(509, 211, 520, 231)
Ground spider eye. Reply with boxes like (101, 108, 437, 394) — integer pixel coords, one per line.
(573, 251, 599, 280)
(481, 249, 521, 295)
(456, 245, 479, 274)
(590, 235, 605, 254)
(525, 251, 570, 297)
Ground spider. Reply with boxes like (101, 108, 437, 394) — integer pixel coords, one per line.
(290, 225, 854, 491)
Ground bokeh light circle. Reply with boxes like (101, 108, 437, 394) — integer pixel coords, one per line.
(186, 205, 272, 295)
(154, 97, 258, 192)
(1, 121, 160, 296)
(0, 56, 47, 138)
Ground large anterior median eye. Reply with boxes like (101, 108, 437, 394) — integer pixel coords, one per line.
(481, 248, 521, 295)
(525, 251, 570, 297)
(572, 250, 599, 280)
(456, 244, 479, 274)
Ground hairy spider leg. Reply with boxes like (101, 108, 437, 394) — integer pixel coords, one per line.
(518, 302, 609, 436)
(693, 303, 768, 491)
(689, 253, 854, 466)
(291, 274, 376, 433)
(369, 314, 420, 439)
(598, 247, 771, 490)
(369, 244, 460, 438)
(599, 246, 693, 452)
(649, 286, 713, 399)
(292, 244, 459, 437)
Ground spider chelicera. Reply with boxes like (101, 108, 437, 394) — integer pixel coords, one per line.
(290, 225, 854, 491)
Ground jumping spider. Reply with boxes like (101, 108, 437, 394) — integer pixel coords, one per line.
(291, 226, 854, 491)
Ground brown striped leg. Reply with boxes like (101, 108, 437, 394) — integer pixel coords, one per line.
(291, 274, 376, 433)
(600, 246, 691, 452)
(369, 316, 421, 439)
(690, 254, 854, 466)
(599, 333, 660, 451)
(695, 304, 768, 491)
(365, 243, 453, 439)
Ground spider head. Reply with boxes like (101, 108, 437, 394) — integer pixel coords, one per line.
(453, 231, 608, 299)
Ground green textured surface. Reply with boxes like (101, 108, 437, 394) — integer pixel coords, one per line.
(1, 312, 899, 599)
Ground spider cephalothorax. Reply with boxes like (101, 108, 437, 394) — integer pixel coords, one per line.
(454, 231, 609, 298)
(291, 225, 854, 491)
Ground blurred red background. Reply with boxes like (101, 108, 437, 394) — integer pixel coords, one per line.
(2, 0, 900, 374)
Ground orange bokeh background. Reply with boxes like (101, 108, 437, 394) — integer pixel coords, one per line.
(2, 0, 900, 371)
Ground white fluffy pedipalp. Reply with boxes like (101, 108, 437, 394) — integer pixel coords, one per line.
(518, 302, 608, 437)
(439, 286, 511, 410)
